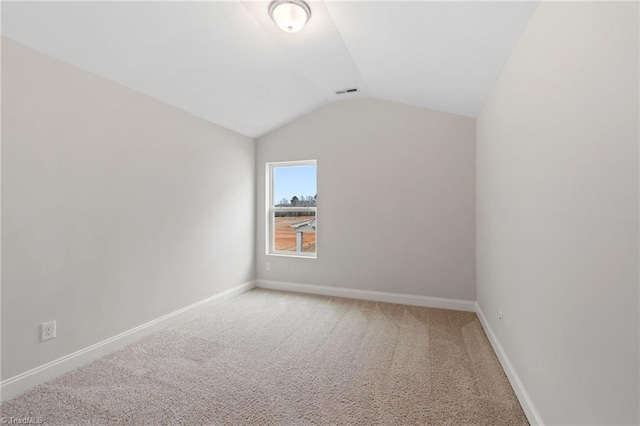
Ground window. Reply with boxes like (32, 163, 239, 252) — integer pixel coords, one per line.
(266, 160, 317, 258)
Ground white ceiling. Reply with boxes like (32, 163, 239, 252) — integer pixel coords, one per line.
(1, 1, 539, 138)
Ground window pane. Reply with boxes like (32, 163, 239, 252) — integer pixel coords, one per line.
(274, 211, 316, 253)
(273, 165, 317, 208)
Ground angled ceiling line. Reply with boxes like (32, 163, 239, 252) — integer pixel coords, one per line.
(237, 0, 332, 106)
(322, 0, 369, 98)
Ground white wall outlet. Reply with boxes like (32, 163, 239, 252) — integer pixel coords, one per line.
(266, 262, 271, 271)
(498, 310, 503, 327)
(41, 320, 56, 341)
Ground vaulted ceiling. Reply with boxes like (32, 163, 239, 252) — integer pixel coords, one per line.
(2, 1, 539, 138)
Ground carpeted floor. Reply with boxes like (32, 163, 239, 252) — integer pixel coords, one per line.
(1, 289, 528, 425)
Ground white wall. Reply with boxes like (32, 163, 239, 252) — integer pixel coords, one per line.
(257, 98, 475, 301)
(476, 3, 639, 424)
(1, 38, 256, 380)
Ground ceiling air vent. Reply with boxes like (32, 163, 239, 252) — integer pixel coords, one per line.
(335, 88, 359, 95)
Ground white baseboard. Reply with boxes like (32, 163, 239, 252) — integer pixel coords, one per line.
(256, 280, 476, 312)
(0, 280, 255, 402)
(475, 303, 544, 425)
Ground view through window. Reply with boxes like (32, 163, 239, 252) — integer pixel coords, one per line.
(268, 161, 317, 257)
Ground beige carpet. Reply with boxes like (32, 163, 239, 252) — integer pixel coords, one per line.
(1, 289, 527, 425)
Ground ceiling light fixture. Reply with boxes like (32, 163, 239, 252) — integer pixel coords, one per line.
(269, 0, 311, 33)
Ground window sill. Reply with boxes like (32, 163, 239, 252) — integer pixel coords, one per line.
(267, 252, 316, 259)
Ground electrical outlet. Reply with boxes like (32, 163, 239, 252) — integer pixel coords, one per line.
(498, 310, 503, 328)
(266, 262, 271, 271)
(41, 320, 56, 341)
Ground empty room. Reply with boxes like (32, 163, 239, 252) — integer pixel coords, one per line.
(0, 0, 638, 425)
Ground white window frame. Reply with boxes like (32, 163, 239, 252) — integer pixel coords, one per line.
(266, 160, 317, 259)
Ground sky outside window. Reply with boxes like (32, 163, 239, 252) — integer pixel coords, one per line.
(273, 165, 317, 203)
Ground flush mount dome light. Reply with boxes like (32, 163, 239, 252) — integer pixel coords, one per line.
(269, 0, 311, 33)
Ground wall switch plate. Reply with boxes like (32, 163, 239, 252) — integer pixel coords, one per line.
(41, 320, 56, 341)
(266, 262, 271, 271)
(498, 310, 503, 327)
